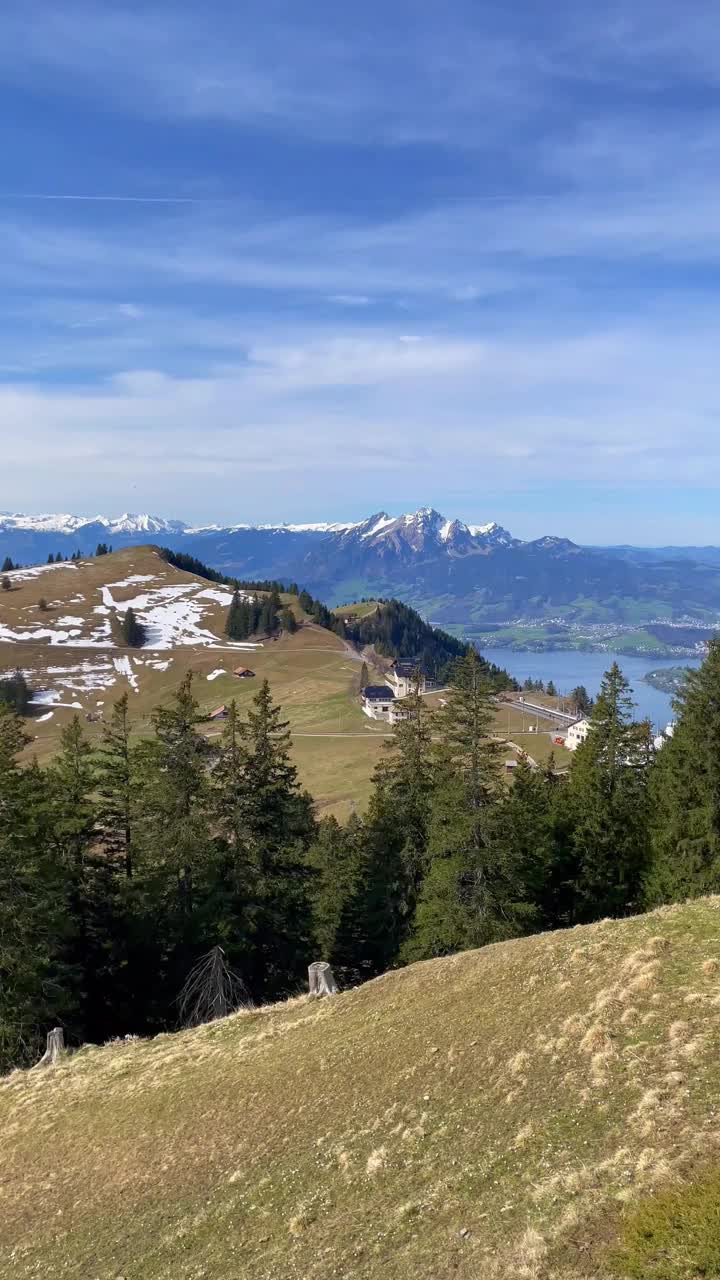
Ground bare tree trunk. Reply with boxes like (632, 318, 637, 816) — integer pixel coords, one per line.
(308, 961, 338, 997)
(33, 1027, 64, 1069)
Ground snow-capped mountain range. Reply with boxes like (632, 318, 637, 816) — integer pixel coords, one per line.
(3, 506, 720, 628)
(0, 506, 518, 549)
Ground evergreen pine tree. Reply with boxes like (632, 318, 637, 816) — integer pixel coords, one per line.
(279, 606, 297, 634)
(644, 641, 720, 905)
(131, 676, 216, 1025)
(405, 650, 510, 960)
(0, 708, 71, 1070)
(137, 674, 214, 916)
(240, 679, 315, 997)
(207, 701, 257, 980)
(546, 680, 557, 697)
(46, 716, 99, 1043)
(571, 685, 593, 715)
(485, 754, 554, 933)
(359, 660, 369, 692)
(121, 607, 146, 647)
(1, 556, 13, 572)
(95, 693, 136, 878)
(562, 663, 651, 922)
(0, 668, 30, 715)
(306, 814, 364, 960)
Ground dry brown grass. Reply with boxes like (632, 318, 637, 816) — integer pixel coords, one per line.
(2, 898, 720, 1280)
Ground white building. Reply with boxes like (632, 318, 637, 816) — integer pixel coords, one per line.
(361, 685, 395, 720)
(385, 659, 440, 700)
(565, 718, 591, 751)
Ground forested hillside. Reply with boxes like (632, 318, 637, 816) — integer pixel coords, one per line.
(6, 639, 720, 1077)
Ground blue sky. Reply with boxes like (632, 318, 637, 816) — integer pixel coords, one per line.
(3, 0, 720, 542)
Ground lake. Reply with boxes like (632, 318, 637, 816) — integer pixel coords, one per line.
(483, 648, 703, 732)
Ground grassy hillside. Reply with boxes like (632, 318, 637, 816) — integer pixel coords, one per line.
(0, 547, 392, 815)
(1, 548, 569, 810)
(3, 899, 720, 1279)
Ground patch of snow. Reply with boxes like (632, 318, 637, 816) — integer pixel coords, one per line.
(4, 561, 77, 581)
(113, 655, 139, 691)
(196, 588, 237, 606)
(55, 615, 85, 626)
(107, 574, 158, 588)
(101, 582, 223, 648)
(207, 668, 226, 681)
(35, 711, 54, 722)
(208, 642, 263, 650)
(362, 514, 395, 539)
(32, 689, 62, 705)
(147, 659, 172, 671)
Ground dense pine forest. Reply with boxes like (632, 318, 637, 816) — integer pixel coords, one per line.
(3, 641, 720, 1074)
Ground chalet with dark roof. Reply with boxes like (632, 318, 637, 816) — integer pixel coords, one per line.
(361, 684, 395, 721)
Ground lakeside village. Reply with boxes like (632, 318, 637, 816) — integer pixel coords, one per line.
(364, 660, 675, 754)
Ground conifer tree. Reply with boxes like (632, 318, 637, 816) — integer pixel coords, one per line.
(45, 716, 100, 1042)
(405, 650, 510, 960)
(0, 668, 30, 715)
(224, 590, 245, 639)
(95, 693, 136, 878)
(137, 674, 214, 915)
(0, 708, 71, 1069)
(206, 701, 257, 979)
(306, 814, 364, 960)
(359, 660, 369, 692)
(333, 675, 436, 978)
(487, 754, 555, 932)
(645, 641, 720, 905)
(131, 676, 216, 1024)
(570, 685, 593, 715)
(279, 606, 297, 634)
(121, 607, 146, 647)
(562, 663, 651, 922)
(331, 820, 410, 983)
(1, 556, 13, 572)
(240, 680, 315, 997)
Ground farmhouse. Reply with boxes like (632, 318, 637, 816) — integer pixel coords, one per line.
(233, 666, 255, 678)
(565, 718, 591, 751)
(209, 705, 228, 720)
(361, 685, 395, 720)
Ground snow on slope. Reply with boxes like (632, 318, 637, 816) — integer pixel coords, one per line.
(100, 577, 259, 650)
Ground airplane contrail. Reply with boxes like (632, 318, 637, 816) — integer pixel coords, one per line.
(0, 192, 200, 203)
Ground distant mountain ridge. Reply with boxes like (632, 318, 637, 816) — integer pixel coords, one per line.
(4, 506, 720, 636)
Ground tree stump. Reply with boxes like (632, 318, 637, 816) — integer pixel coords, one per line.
(34, 1027, 64, 1068)
(308, 961, 338, 998)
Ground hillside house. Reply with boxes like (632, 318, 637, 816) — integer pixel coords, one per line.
(233, 666, 255, 678)
(361, 685, 395, 720)
(385, 659, 439, 699)
(209, 705, 228, 720)
(388, 699, 413, 725)
(566, 718, 591, 751)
